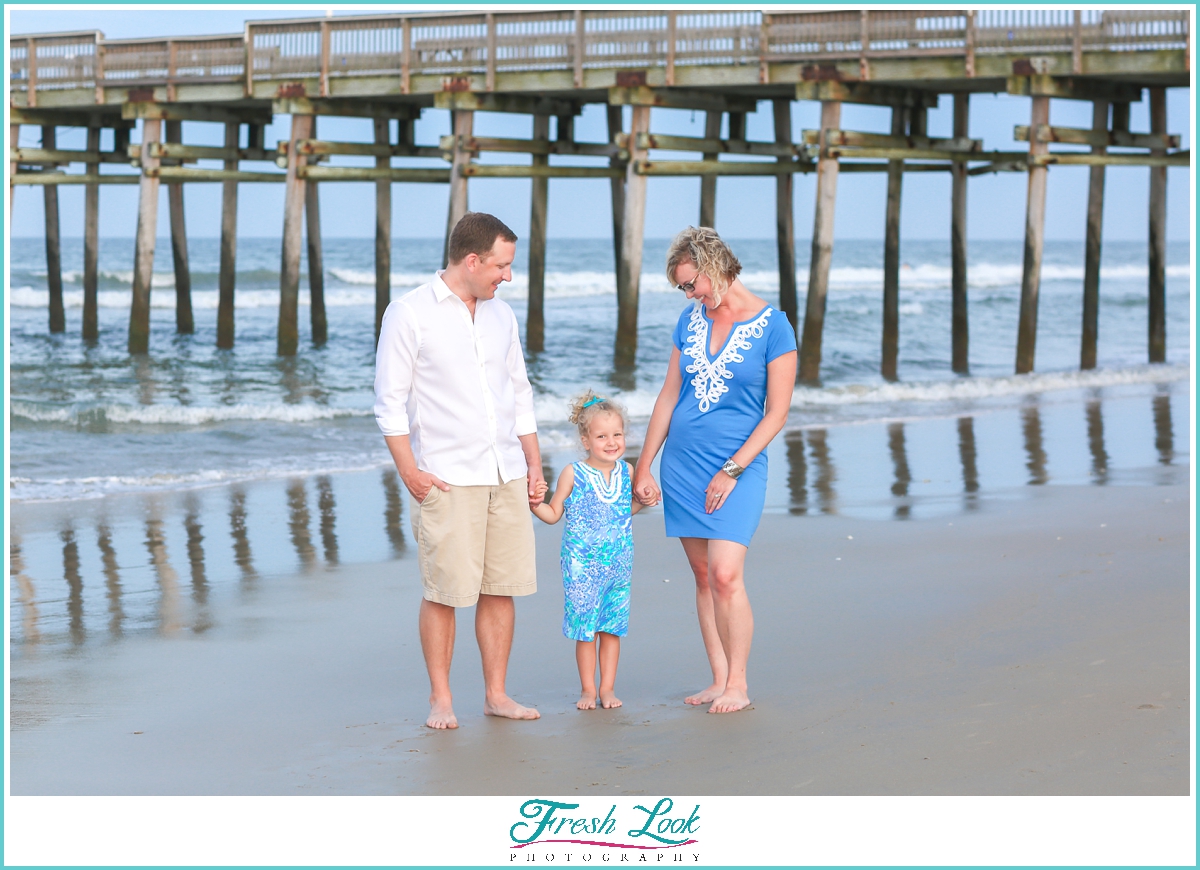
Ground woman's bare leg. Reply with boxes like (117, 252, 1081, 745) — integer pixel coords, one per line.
(706, 539, 752, 713)
(680, 537, 728, 705)
(597, 632, 622, 708)
(575, 639, 597, 709)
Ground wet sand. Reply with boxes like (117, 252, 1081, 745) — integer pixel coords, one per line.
(10, 478, 1189, 796)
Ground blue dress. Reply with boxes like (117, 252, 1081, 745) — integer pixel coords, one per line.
(560, 460, 633, 641)
(660, 302, 797, 546)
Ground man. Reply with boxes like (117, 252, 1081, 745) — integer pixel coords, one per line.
(374, 212, 544, 730)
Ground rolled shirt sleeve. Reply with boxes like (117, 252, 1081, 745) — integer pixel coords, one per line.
(508, 310, 538, 437)
(374, 301, 418, 436)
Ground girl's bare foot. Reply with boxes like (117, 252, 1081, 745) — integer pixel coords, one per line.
(707, 689, 751, 714)
(577, 692, 597, 710)
(599, 690, 622, 709)
(685, 683, 724, 706)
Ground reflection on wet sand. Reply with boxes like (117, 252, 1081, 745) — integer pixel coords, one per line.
(1021, 404, 1048, 485)
(184, 497, 212, 634)
(957, 417, 980, 510)
(317, 476, 339, 566)
(887, 422, 912, 519)
(1153, 390, 1173, 466)
(382, 470, 407, 557)
(785, 430, 807, 515)
(11, 537, 41, 645)
(97, 523, 125, 638)
(783, 429, 837, 514)
(229, 487, 257, 582)
(61, 528, 85, 647)
(1086, 398, 1109, 484)
(287, 480, 317, 570)
(808, 429, 837, 515)
(144, 511, 183, 635)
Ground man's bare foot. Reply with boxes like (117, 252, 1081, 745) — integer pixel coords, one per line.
(707, 689, 751, 714)
(577, 692, 597, 710)
(685, 683, 724, 706)
(426, 700, 459, 729)
(599, 691, 622, 709)
(484, 695, 541, 720)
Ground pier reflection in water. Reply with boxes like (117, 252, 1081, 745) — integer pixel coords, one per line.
(7, 383, 1189, 653)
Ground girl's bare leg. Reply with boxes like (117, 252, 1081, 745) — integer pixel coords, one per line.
(575, 639, 598, 709)
(680, 537, 728, 705)
(597, 632, 622, 708)
(705, 539, 753, 713)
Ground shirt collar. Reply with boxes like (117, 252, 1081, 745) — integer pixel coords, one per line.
(433, 270, 489, 312)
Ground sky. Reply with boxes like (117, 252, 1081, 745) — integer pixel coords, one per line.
(8, 7, 1193, 242)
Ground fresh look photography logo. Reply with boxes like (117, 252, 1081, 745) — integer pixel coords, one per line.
(508, 798, 701, 862)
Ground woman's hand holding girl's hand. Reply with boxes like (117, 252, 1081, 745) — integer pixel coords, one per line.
(633, 468, 661, 506)
(704, 470, 737, 514)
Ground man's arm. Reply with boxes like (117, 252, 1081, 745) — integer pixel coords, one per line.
(519, 432, 544, 506)
(385, 434, 448, 503)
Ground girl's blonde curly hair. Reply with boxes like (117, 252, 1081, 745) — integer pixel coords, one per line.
(665, 226, 742, 306)
(568, 390, 627, 439)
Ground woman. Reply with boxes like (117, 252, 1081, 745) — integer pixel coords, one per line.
(633, 227, 797, 714)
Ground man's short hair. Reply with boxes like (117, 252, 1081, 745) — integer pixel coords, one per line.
(447, 212, 518, 265)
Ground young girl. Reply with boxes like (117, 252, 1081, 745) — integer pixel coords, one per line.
(532, 392, 650, 710)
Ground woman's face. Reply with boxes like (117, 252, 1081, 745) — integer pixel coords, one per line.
(673, 261, 720, 308)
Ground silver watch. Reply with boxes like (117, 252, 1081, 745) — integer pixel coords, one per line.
(721, 459, 744, 479)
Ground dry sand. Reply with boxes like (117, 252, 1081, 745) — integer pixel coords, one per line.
(9, 480, 1190, 796)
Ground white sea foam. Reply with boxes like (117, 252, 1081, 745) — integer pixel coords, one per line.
(12, 400, 371, 426)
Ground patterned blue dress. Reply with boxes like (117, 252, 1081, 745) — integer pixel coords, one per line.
(560, 460, 633, 641)
(660, 302, 797, 546)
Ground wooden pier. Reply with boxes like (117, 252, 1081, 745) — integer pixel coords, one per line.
(8, 9, 1191, 376)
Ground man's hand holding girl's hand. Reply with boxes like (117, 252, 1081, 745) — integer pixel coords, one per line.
(531, 479, 550, 508)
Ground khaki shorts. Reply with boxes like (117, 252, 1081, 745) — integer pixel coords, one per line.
(410, 477, 537, 607)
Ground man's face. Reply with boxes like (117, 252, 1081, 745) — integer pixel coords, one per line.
(464, 238, 516, 301)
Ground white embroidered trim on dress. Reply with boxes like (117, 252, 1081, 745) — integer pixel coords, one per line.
(682, 304, 772, 413)
(575, 460, 625, 504)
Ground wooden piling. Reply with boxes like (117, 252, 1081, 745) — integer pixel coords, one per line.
(165, 121, 194, 334)
(278, 112, 313, 357)
(615, 104, 650, 366)
(129, 118, 162, 355)
(1015, 96, 1050, 375)
(443, 109, 473, 266)
(527, 113, 550, 353)
(371, 117, 389, 343)
(82, 126, 100, 341)
(881, 105, 905, 382)
(950, 93, 970, 373)
(1148, 87, 1167, 363)
(1080, 99, 1108, 370)
(728, 111, 746, 143)
(798, 99, 841, 383)
(773, 98, 797, 330)
(606, 105, 626, 296)
(216, 122, 239, 349)
(307, 122, 327, 346)
(699, 110, 722, 227)
(42, 126, 64, 334)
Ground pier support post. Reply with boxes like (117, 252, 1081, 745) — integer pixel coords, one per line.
(950, 93, 970, 374)
(42, 126, 64, 334)
(278, 112, 313, 357)
(1147, 87, 1167, 363)
(606, 105, 626, 299)
(372, 117, 390, 343)
(615, 104, 650, 366)
(443, 110, 473, 266)
(129, 118, 163, 355)
(166, 121, 194, 334)
(82, 125, 100, 341)
(527, 113, 550, 353)
(699, 110, 722, 227)
(217, 122, 239, 349)
(307, 123, 327, 346)
(798, 100, 841, 383)
(1015, 96, 1050, 375)
(774, 98, 797, 331)
(881, 105, 906, 382)
(1080, 99, 1108, 370)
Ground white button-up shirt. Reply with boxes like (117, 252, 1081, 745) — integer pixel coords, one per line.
(374, 272, 537, 486)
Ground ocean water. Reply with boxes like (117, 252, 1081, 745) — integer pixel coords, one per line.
(8, 234, 1191, 502)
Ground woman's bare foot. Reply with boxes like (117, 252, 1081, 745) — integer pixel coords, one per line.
(707, 689, 751, 714)
(577, 692, 597, 710)
(426, 700, 459, 729)
(599, 690, 622, 709)
(685, 683, 724, 706)
(484, 694, 541, 720)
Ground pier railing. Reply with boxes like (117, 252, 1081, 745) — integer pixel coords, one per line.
(11, 9, 1190, 98)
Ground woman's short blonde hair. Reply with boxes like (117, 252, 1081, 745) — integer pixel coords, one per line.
(665, 226, 742, 306)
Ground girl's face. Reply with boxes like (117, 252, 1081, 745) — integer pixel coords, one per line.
(582, 411, 626, 464)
